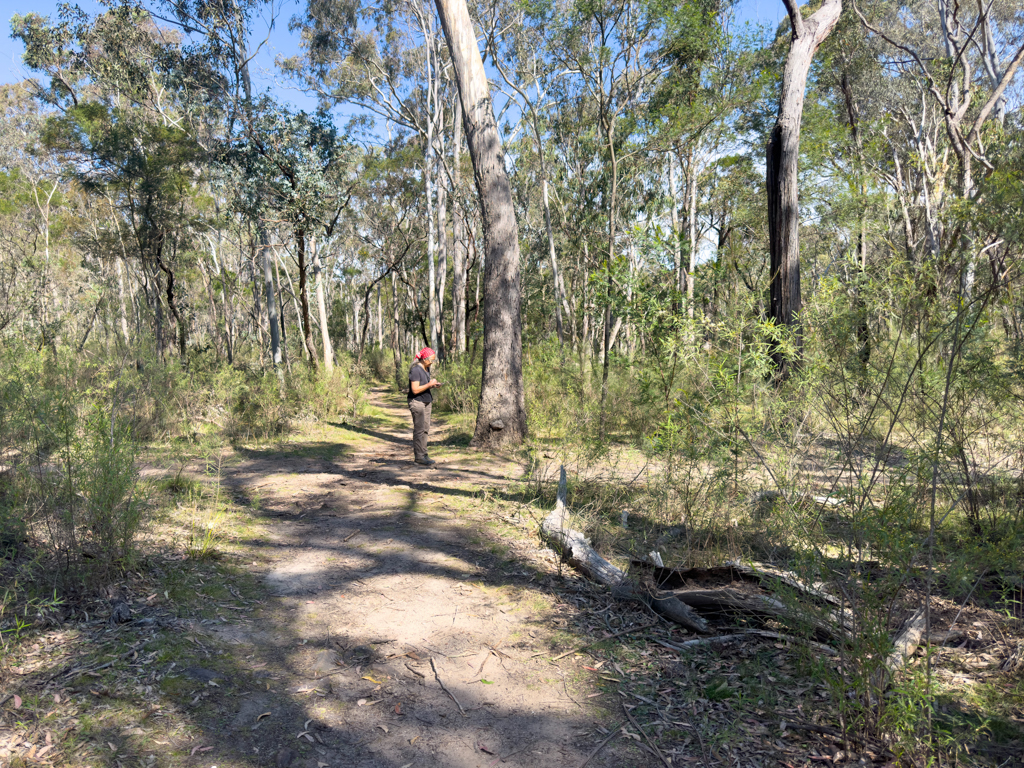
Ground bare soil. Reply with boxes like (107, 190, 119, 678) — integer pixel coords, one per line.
(172, 388, 656, 768)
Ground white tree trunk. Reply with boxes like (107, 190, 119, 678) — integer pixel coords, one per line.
(451, 98, 468, 355)
(311, 235, 334, 374)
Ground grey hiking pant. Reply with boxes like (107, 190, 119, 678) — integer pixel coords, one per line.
(409, 400, 431, 459)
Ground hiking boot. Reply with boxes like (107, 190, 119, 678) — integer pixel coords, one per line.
(414, 456, 436, 466)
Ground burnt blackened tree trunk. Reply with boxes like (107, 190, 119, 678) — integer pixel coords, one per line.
(766, 0, 843, 374)
(434, 0, 527, 448)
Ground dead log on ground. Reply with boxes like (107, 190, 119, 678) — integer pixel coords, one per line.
(666, 588, 846, 644)
(634, 560, 853, 640)
(886, 607, 927, 671)
(540, 467, 709, 635)
(870, 607, 927, 696)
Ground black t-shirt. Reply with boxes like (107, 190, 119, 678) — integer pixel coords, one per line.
(408, 363, 432, 404)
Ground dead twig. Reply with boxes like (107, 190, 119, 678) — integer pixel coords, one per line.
(692, 703, 712, 768)
(621, 701, 671, 768)
(475, 650, 492, 676)
(577, 721, 625, 768)
(557, 667, 581, 708)
(58, 639, 153, 681)
(404, 662, 425, 678)
(549, 621, 659, 661)
(430, 657, 467, 717)
(783, 721, 891, 753)
(654, 635, 746, 652)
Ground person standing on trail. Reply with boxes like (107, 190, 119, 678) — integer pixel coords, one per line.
(408, 347, 441, 466)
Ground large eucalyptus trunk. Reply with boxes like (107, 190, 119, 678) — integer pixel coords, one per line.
(766, 0, 842, 373)
(434, 0, 527, 448)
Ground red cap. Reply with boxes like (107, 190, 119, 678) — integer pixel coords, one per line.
(415, 347, 436, 361)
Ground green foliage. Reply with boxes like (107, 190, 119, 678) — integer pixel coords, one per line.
(0, 344, 142, 588)
(432, 355, 482, 416)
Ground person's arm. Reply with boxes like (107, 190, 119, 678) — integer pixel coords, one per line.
(410, 378, 433, 395)
(409, 368, 439, 395)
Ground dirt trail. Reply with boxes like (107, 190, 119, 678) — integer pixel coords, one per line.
(202, 388, 648, 768)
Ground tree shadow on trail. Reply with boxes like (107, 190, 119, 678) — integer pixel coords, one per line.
(160, 444, 652, 767)
(1, 447, 657, 768)
(228, 442, 535, 507)
(329, 420, 407, 447)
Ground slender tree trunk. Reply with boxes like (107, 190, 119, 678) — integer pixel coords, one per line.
(311, 234, 334, 374)
(451, 99, 468, 356)
(436, 107, 449, 358)
(115, 257, 130, 346)
(766, 0, 843, 374)
(295, 229, 319, 368)
(273, 251, 290, 371)
(391, 270, 402, 386)
(601, 115, 618, 411)
(687, 148, 698, 321)
(424, 34, 440, 354)
(262, 235, 282, 368)
(377, 284, 383, 348)
(251, 248, 264, 349)
(435, 0, 528, 447)
(667, 151, 683, 311)
(543, 178, 565, 346)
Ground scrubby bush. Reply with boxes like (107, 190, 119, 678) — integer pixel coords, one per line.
(0, 344, 142, 588)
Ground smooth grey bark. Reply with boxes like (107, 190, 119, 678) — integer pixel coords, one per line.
(422, 12, 440, 354)
(311, 234, 334, 374)
(686, 147, 698, 320)
(436, 122, 449, 357)
(451, 98, 468, 355)
(391, 270, 402, 386)
(115, 257, 130, 346)
(667, 152, 683, 309)
(434, 0, 527, 447)
(766, 0, 843, 371)
(376, 284, 383, 348)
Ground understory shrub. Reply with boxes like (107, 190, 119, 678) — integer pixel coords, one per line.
(0, 344, 142, 589)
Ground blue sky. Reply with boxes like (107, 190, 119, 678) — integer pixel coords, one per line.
(2, 0, 784, 116)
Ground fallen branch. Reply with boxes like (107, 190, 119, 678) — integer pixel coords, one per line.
(621, 700, 672, 768)
(667, 588, 845, 643)
(540, 467, 709, 634)
(886, 607, 927, 672)
(871, 607, 928, 697)
(430, 657, 467, 717)
(726, 559, 847, 610)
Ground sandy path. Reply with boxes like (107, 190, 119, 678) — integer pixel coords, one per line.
(201, 388, 650, 768)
